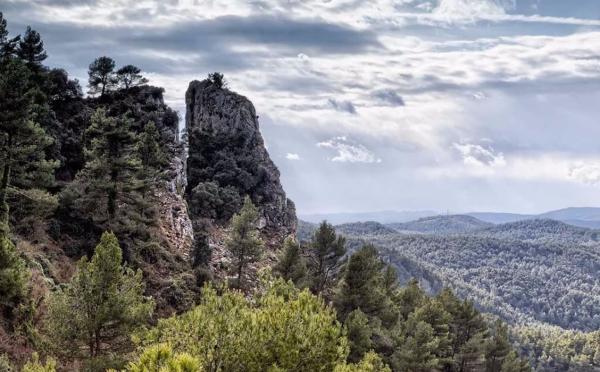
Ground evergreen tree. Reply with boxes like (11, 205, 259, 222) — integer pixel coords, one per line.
(391, 318, 441, 372)
(74, 109, 139, 227)
(412, 299, 453, 368)
(334, 352, 391, 372)
(46, 232, 154, 364)
(88, 56, 117, 96)
(345, 309, 374, 363)
(0, 58, 56, 235)
(136, 121, 167, 221)
(226, 196, 263, 289)
(306, 221, 346, 295)
(127, 344, 201, 372)
(0, 235, 28, 310)
(138, 279, 348, 371)
(17, 26, 47, 72)
(438, 290, 488, 371)
(116, 64, 148, 90)
(273, 236, 307, 287)
(334, 245, 395, 324)
(501, 351, 530, 372)
(485, 320, 513, 372)
(208, 72, 226, 88)
(396, 278, 427, 320)
(0, 12, 20, 60)
(191, 218, 212, 268)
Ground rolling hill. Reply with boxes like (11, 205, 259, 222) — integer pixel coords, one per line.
(387, 214, 493, 235)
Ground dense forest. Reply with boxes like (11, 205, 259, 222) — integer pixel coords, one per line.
(330, 219, 600, 370)
(0, 12, 533, 371)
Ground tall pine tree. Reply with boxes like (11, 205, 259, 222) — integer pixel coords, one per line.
(17, 26, 47, 73)
(226, 196, 263, 290)
(306, 221, 346, 296)
(88, 56, 117, 97)
(0, 12, 19, 60)
(46, 231, 154, 365)
(273, 236, 307, 287)
(0, 57, 55, 235)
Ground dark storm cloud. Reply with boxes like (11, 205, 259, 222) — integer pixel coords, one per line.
(2, 9, 381, 77)
(124, 15, 382, 54)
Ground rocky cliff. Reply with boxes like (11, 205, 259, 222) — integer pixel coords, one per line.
(185, 79, 297, 238)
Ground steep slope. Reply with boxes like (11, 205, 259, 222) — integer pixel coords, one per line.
(184, 79, 297, 285)
(387, 214, 493, 235)
(340, 228, 600, 331)
(185, 79, 296, 237)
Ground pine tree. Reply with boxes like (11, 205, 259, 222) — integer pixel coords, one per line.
(64, 109, 147, 258)
(0, 12, 20, 60)
(208, 72, 226, 88)
(82, 108, 139, 224)
(412, 299, 453, 367)
(306, 221, 346, 295)
(0, 235, 28, 309)
(391, 318, 441, 372)
(17, 26, 46, 72)
(136, 121, 167, 221)
(0, 58, 56, 235)
(345, 309, 374, 363)
(116, 64, 148, 90)
(273, 236, 307, 287)
(485, 320, 513, 372)
(396, 278, 427, 320)
(88, 56, 117, 96)
(334, 245, 394, 323)
(226, 196, 263, 289)
(46, 231, 154, 363)
(501, 351, 530, 372)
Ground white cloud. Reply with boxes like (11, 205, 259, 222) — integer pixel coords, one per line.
(286, 153, 301, 160)
(297, 53, 310, 62)
(569, 162, 600, 185)
(453, 143, 505, 167)
(317, 137, 382, 164)
(433, 0, 509, 21)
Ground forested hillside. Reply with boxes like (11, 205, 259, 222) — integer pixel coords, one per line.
(387, 215, 493, 235)
(332, 218, 600, 370)
(0, 12, 532, 371)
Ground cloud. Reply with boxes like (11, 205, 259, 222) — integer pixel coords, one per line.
(328, 99, 357, 114)
(317, 136, 382, 163)
(453, 143, 505, 167)
(372, 89, 405, 106)
(433, 0, 510, 21)
(569, 163, 600, 185)
(286, 153, 301, 160)
(124, 15, 381, 55)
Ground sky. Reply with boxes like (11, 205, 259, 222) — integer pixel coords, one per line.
(3, 0, 600, 215)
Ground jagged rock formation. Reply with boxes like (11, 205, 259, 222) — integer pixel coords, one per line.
(185, 79, 297, 237)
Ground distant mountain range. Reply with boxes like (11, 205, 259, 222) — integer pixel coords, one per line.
(300, 207, 600, 229)
(298, 210, 436, 225)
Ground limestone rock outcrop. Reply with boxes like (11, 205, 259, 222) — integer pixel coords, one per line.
(185, 79, 297, 238)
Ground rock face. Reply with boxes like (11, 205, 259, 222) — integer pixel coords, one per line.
(185, 79, 297, 237)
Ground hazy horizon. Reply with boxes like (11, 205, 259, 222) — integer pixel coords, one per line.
(5, 0, 600, 214)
